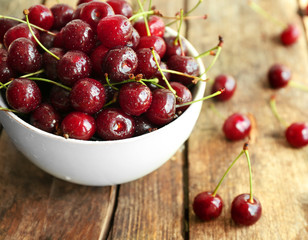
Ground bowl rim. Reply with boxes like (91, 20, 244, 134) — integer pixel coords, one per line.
(0, 27, 206, 146)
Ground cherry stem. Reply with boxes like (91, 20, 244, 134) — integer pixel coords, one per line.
(103, 92, 118, 108)
(0, 107, 18, 113)
(200, 36, 223, 77)
(137, 0, 151, 36)
(166, 0, 203, 26)
(161, 69, 204, 83)
(243, 143, 254, 203)
(19, 69, 44, 78)
(248, 1, 287, 29)
(150, 48, 176, 95)
(209, 103, 225, 120)
(174, 9, 185, 56)
(212, 150, 245, 196)
(27, 77, 71, 91)
(148, 0, 152, 11)
(269, 95, 288, 128)
(129, 10, 155, 21)
(176, 88, 224, 108)
(289, 80, 308, 92)
(0, 15, 56, 36)
(24, 10, 60, 61)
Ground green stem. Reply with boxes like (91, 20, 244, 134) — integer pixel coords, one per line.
(249, 1, 287, 29)
(200, 46, 222, 77)
(269, 95, 288, 128)
(0, 107, 18, 113)
(176, 89, 223, 108)
(289, 80, 308, 92)
(28, 77, 71, 91)
(244, 145, 254, 203)
(129, 10, 154, 21)
(212, 150, 244, 196)
(161, 69, 204, 83)
(194, 45, 219, 59)
(174, 9, 185, 56)
(209, 103, 225, 120)
(24, 12, 60, 60)
(148, 0, 152, 11)
(137, 0, 151, 36)
(150, 48, 176, 95)
(0, 15, 56, 36)
(19, 69, 44, 78)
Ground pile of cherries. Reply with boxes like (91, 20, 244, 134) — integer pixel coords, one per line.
(0, 0, 204, 141)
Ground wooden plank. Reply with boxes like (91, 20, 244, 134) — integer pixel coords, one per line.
(187, 0, 308, 239)
(108, 0, 187, 238)
(1, 0, 42, 18)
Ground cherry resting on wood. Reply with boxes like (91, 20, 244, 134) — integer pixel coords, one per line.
(285, 122, 308, 148)
(211, 74, 236, 101)
(268, 64, 291, 89)
(223, 113, 251, 141)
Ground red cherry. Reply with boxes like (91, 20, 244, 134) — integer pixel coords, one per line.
(267, 64, 291, 89)
(50, 4, 74, 30)
(280, 24, 300, 46)
(61, 112, 96, 140)
(28, 4, 54, 30)
(0, 19, 19, 44)
(231, 193, 262, 226)
(170, 81, 192, 113)
(192, 191, 223, 221)
(106, 0, 133, 18)
(285, 122, 308, 148)
(133, 15, 165, 37)
(136, 35, 166, 58)
(211, 74, 236, 101)
(223, 113, 251, 141)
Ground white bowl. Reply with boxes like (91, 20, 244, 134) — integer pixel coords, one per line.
(0, 28, 206, 186)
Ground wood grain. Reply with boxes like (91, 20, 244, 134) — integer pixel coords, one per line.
(187, 0, 308, 239)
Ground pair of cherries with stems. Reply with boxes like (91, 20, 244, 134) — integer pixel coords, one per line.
(193, 142, 262, 226)
(270, 95, 308, 148)
(249, 1, 300, 46)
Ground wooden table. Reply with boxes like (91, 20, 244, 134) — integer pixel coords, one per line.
(1, 0, 308, 239)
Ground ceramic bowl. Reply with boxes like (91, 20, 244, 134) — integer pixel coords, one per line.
(0, 28, 206, 186)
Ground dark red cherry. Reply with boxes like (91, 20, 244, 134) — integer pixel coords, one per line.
(97, 15, 133, 48)
(62, 19, 96, 54)
(126, 27, 140, 49)
(30, 103, 61, 133)
(192, 192, 223, 221)
(61, 112, 96, 140)
(133, 15, 165, 37)
(211, 74, 236, 101)
(3, 23, 41, 49)
(43, 47, 65, 80)
(118, 82, 152, 116)
(72, 2, 87, 20)
(90, 44, 109, 76)
(50, 4, 74, 30)
(57, 50, 92, 86)
(106, 0, 133, 18)
(0, 49, 15, 83)
(0, 18, 18, 44)
(6, 78, 41, 113)
(49, 85, 72, 113)
(136, 35, 166, 58)
(77, 0, 94, 5)
(231, 193, 262, 226)
(40, 31, 57, 49)
(52, 29, 64, 48)
(285, 122, 308, 148)
(146, 88, 176, 126)
(280, 24, 300, 46)
(135, 48, 160, 79)
(164, 35, 188, 58)
(134, 116, 156, 136)
(151, 61, 170, 87)
(268, 64, 291, 89)
(70, 78, 106, 114)
(167, 55, 200, 86)
(223, 113, 251, 141)
(28, 4, 54, 30)
(170, 81, 192, 113)
(103, 46, 138, 82)
(79, 1, 114, 31)
(96, 108, 135, 140)
(7, 37, 42, 74)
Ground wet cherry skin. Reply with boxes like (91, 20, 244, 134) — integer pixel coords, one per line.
(231, 194, 262, 226)
(43, 47, 65, 80)
(70, 78, 106, 114)
(170, 81, 192, 113)
(135, 48, 160, 79)
(285, 122, 308, 148)
(211, 74, 236, 101)
(280, 24, 300, 46)
(118, 82, 152, 116)
(126, 27, 140, 49)
(97, 15, 133, 49)
(49, 86, 72, 113)
(268, 64, 291, 89)
(134, 116, 156, 136)
(192, 191, 223, 221)
(90, 44, 109, 76)
(0, 48, 15, 83)
(0, 19, 18, 44)
(6, 78, 42, 114)
(107, 0, 133, 18)
(28, 4, 54, 30)
(96, 108, 135, 140)
(30, 103, 61, 133)
(50, 4, 74, 30)
(136, 35, 166, 59)
(223, 113, 251, 141)
(61, 112, 96, 140)
(133, 15, 165, 38)
(164, 35, 188, 58)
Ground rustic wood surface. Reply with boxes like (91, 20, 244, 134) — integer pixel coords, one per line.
(0, 0, 308, 239)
